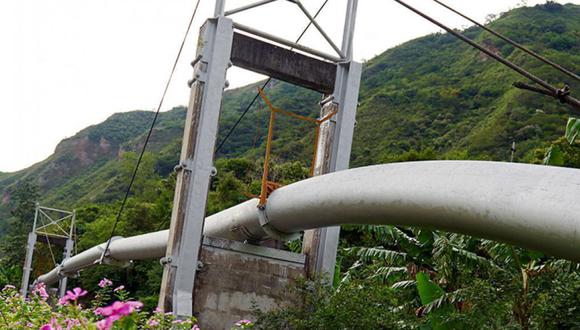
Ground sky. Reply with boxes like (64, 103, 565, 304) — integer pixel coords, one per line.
(0, 0, 576, 172)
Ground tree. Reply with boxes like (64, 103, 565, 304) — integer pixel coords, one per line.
(0, 180, 40, 274)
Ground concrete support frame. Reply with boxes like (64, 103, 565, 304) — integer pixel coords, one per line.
(158, 16, 234, 317)
(21, 204, 75, 298)
(160, 0, 359, 318)
(302, 0, 361, 279)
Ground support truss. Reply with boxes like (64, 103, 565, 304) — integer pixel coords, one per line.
(223, 0, 349, 60)
(21, 203, 76, 298)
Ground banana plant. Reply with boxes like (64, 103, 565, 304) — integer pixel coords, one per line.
(566, 117, 580, 144)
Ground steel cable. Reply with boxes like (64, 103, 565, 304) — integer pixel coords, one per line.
(100, 0, 203, 263)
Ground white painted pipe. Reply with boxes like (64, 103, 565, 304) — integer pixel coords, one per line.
(38, 161, 580, 285)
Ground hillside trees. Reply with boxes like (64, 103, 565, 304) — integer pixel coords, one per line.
(0, 179, 39, 286)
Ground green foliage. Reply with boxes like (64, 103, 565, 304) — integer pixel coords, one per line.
(416, 272, 444, 306)
(333, 224, 580, 329)
(540, 137, 580, 167)
(566, 117, 580, 144)
(253, 277, 407, 329)
(0, 180, 39, 267)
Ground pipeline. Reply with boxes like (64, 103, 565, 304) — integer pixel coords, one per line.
(38, 161, 580, 285)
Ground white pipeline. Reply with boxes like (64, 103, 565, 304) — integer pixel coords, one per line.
(38, 161, 580, 285)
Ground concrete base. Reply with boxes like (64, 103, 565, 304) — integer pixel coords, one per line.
(194, 237, 305, 330)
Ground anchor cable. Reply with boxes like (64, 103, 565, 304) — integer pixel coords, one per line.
(392, 0, 580, 113)
(432, 0, 580, 82)
(100, 0, 202, 263)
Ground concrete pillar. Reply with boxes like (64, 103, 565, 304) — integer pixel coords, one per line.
(159, 17, 234, 317)
(302, 61, 362, 280)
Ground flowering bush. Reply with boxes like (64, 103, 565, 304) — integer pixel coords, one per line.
(0, 280, 200, 329)
(231, 319, 254, 329)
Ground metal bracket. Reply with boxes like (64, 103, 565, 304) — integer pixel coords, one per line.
(210, 166, 218, 177)
(188, 68, 209, 88)
(257, 207, 300, 241)
(319, 95, 335, 106)
(190, 54, 203, 68)
(160, 256, 175, 267)
(174, 160, 195, 173)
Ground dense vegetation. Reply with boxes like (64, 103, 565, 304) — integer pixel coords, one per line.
(0, 2, 579, 328)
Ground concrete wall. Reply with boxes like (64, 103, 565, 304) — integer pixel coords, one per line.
(194, 237, 305, 329)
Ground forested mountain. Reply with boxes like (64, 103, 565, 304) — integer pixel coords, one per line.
(0, 3, 579, 327)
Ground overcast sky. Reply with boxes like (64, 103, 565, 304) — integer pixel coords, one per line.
(1, 0, 576, 172)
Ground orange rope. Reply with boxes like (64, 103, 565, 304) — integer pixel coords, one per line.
(257, 88, 338, 205)
(259, 104, 276, 207)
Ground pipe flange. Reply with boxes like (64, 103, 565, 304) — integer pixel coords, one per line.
(257, 207, 300, 241)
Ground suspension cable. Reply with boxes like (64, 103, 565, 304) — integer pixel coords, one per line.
(392, 0, 580, 113)
(100, 0, 202, 263)
(215, 0, 330, 154)
(432, 0, 579, 82)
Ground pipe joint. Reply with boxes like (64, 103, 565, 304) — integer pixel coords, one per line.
(257, 207, 300, 241)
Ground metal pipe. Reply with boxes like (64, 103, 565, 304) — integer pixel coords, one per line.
(37, 161, 580, 285)
(225, 0, 279, 16)
(233, 22, 341, 62)
(294, 0, 345, 58)
(38, 206, 74, 214)
(340, 0, 358, 60)
(214, 0, 226, 17)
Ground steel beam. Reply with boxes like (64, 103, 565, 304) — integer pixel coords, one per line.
(158, 17, 233, 317)
(294, 0, 344, 58)
(58, 238, 74, 298)
(214, 0, 226, 17)
(21, 232, 37, 297)
(341, 0, 359, 60)
(58, 211, 75, 298)
(225, 0, 279, 16)
(233, 23, 342, 63)
(20, 203, 39, 297)
(230, 33, 336, 93)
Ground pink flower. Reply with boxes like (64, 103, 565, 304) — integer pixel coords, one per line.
(65, 318, 80, 330)
(96, 317, 114, 330)
(95, 300, 143, 318)
(147, 319, 160, 326)
(113, 285, 125, 292)
(192, 325, 200, 330)
(94, 301, 143, 330)
(58, 287, 87, 305)
(40, 318, 62, 330)
(98, 278, 113, 288)
(235, 319, 253, 326)
(32, 282, 49, 300)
